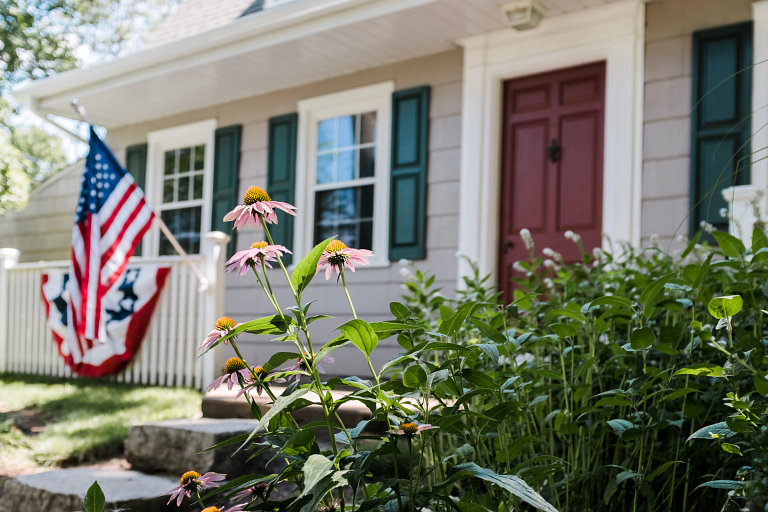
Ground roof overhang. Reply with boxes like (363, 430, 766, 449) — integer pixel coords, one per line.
(14, 0, 614, 128)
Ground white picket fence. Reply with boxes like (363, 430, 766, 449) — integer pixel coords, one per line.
(0, 232, 229, 390)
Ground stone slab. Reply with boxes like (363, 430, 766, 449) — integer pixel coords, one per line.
(202, 386, 372, 430)
(125, 418, 284, 477)
(2, 468, 183, 512)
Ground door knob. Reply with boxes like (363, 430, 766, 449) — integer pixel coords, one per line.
(548, 139, 561, 163)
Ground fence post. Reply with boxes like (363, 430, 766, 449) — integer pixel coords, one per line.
(201, 232, 230, 389)
(0, 248, 20, 373)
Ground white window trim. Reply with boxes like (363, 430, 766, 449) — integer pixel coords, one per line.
(143, 119, 217, 257)
(455, 0, 645, 288)
(294, 81, 394, 267)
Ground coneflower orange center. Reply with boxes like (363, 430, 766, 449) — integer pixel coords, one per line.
(251, 241, 269, 249)
(225, 357, 247, 374)
(180, 470, 200, 486)
(244, 186, 271, 205)
(325, 240, 347, 253)
(399, 423, 418, 436)
(252, 366, 268, 378)
(215, 316, 236, 331)
(202, 508, 221, 512)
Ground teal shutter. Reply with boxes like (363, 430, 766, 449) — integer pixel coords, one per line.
(690, 22, 752, 235)
(126, 143, 148, 256)
(211, 125, 242, 258)
(267, 113, 298, 265)
(389, 86, 430, 260)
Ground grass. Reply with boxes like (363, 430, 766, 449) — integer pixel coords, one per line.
(0, 373, 201, 466)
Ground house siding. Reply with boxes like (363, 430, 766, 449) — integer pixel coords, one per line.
(105, 49, 463, 375)
(641, 0, 754, 249)
(0, 163, 83, 262)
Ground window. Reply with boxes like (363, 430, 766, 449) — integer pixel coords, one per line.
(295, 82, 393, 266)
(159, 145, 206, 255)
(690, 22, 752, 234)
(145, 120, 216, 257)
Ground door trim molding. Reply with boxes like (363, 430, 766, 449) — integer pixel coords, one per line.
(455, 0, 645, 286)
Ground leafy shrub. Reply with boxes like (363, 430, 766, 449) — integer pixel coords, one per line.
(173, 185, 768, 512)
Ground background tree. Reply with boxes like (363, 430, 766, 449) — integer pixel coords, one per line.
(0, 0, 177, 214)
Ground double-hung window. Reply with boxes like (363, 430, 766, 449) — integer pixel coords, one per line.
(295, 82, 393, 266)
(145, 120, 216, 257)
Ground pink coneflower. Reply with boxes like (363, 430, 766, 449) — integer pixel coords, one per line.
(387, 422, 438, 439)
(199, 317, 241, 353)
(232, 482, 270, 501)
(225, 241, 291, 276)
(223, 186, 296, 230)
(281, 354, 334, 382)
(165, 471, 225, 507)
(207, 358, 251, 392)
(234, 366, 285, 398)
(315, 240, 373, 280)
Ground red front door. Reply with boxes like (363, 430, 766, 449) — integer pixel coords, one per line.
(498, 62, 605, 300)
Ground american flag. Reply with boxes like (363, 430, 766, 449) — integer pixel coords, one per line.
(67, 127, 154, 361)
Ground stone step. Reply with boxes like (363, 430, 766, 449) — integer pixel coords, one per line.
(125, 418, 284, 477)
(202, 386, 373, 429)
(2, 468, 184, 512)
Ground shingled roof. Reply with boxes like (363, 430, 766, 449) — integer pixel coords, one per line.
(146, 0, 264, 47)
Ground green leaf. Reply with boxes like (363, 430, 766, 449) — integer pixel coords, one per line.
(472, 319, 507, 344)
(712, 231, 746, 258)
(202, 315, 293, 355)
(427, 369, 450, 389)
(674, 364, 726, 378)
(447, 463, 558, 512)
(694, 480, 746, 491)
(300, 454, 334, 498)
(403, 364, 428, 388)
(687, 422, 736, 442)
(588, 296, 633, 309)
(638, 272, 676, 315)
(389, 302, 411, 320)
(241, 388, 309, 447)
(708, 295, 743, 319)
(339, 319, 378, 356)
(721, 443, 742, 456)
(607, 419, 634, 438)
(262, 351, 300, 372)
(646, 461, 684, 482)
(660, 388, 698, 403)
(630, 327, 655, 350)
(682, 230, 702, 259)
(83, 481, 105, 512)
(291, 236, 335, 298)
(551, 323, 578, 338)
(755, 374, 768, 396)
(753, 225, 768, 252)
(439, 301, 486, 336)
(595, 397, 632, 407)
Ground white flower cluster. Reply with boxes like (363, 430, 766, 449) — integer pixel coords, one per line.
(519, 228, 534, 251)
(564, 230, 581, 242)
(699, 220, 716, 233)
(512, 261, 526, 273)
(542, 247, 563, 262)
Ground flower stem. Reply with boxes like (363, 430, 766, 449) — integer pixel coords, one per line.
(339, 266, 357, 319)
(195, 490, 205, 509)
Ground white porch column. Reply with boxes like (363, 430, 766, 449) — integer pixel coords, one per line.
(751, 1, 768, 226)
(201, 232, 230, 386)
(723, 185, 760, 245)
(0, 248, 20, 373)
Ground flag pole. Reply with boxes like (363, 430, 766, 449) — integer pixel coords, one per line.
(70, 99, 210, 292)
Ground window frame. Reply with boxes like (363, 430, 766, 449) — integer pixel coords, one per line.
(295, 81, 393, 267)
(144, 119, 217, 257)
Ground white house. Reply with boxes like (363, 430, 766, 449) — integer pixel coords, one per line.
(3, 0, 766, 377)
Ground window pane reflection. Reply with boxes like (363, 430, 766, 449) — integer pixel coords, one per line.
(314, 185, 374, 250)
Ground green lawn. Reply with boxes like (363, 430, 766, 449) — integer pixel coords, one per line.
(0, 373, 201, 466)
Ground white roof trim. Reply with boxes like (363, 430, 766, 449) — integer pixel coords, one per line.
(14, 0, 438, 109)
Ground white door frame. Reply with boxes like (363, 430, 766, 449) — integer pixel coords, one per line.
(455, 0, 645, 285)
